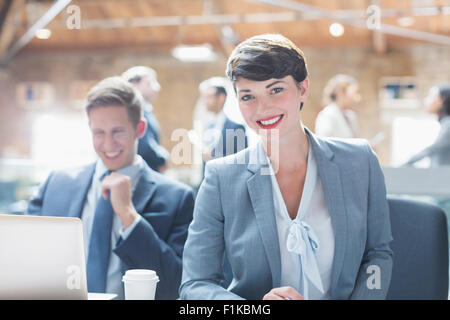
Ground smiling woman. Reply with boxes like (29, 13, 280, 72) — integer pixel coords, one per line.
(234, 76, 308, 142)
(180, 34, 394, 301)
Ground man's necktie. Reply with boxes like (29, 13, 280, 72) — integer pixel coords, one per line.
(86, 171, 114, 293)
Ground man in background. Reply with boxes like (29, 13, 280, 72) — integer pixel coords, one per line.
(122, 66, 169, 172)
(27, 77, 194, 299)
(199, 77, 248, 177)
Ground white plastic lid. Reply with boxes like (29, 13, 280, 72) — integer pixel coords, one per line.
(122, 269, 159, 282)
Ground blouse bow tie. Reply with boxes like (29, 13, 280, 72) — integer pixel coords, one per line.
(286, 220, 324, 298)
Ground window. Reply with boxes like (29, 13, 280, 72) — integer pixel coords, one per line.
(16, 82, 55, 110)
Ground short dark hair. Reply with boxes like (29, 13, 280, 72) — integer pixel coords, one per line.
(199, 77, 230, 99)
(214, 86, 227, 98)
(85, 76, 144, 126)
(437, 85, 450, 120)
(226, 34, 308, 109)
(122, 66, 157, 84)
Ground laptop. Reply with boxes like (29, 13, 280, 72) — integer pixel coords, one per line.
(0, 214, 89, 299)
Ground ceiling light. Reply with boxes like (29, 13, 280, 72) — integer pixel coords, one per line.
(171, 44, 216, 62)
(35, 28, 52, 39)
(329, 23, 344, 37)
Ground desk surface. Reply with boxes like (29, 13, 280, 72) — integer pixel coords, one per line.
(88, 293, 117, 300)
(383, 167, 450, 197)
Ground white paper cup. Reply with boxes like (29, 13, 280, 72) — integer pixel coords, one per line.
(122, 269, 159, 300)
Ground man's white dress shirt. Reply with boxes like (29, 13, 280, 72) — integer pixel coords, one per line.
(203, 111, 227, 151)
(81, 155, 143, 299)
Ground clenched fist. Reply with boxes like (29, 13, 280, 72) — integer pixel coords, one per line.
(101, 172, 139, 229)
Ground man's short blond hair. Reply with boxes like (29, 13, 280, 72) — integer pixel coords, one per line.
(86, 76, 144, 126)
(322, 74, 358, 106)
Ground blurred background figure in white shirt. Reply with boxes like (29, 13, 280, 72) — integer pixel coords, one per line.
(315, 74, 361, 139)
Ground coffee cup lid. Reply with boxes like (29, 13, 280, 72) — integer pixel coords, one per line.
(122, 269, 159, 282)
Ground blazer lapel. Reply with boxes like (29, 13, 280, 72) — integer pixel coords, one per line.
(132, 163, 156, 213)
(68, 163, 96, 218)
(306, 128, 347, 299)
(246, 143, 282, 288)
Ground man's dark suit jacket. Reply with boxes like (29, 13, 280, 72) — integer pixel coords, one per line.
(202, 117, 248, 179)
(212, 117, 248, 159)
(138, 109, 169, 172)
(27, 161, 194, 299)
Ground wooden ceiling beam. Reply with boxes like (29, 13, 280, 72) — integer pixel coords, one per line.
(372, 29, 387, 55)
(0, 0, 25, 64)
(55, 7, 450, 30)
(369, 0, 386, 55)
(0, 0, 72, 66)
(249, 0, 450, 46)
(0, 0, 12, 29)
(203, 0, 240, 57)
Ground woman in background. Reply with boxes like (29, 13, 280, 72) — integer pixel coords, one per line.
(403, 85, 450, 167)
(315, 74, 361, 139)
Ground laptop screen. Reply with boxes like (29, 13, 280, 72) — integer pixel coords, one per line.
(0, 214, 88, 300)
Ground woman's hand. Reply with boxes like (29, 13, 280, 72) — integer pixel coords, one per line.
(263, 286, 304, 300)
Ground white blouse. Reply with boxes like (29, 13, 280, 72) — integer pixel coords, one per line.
(267, 140, 335, 300)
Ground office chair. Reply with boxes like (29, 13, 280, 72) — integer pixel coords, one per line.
(386, 196, 449, 300)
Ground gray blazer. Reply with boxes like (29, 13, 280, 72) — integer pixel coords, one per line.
(404, 116, 450, 167)
(180, 128, 393, 300)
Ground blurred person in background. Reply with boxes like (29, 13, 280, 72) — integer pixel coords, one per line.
(315, 74, 361, 139)
(199, 77, 248, 178)
(122, 66, 169, 173)
(402, 85, 450, 167)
